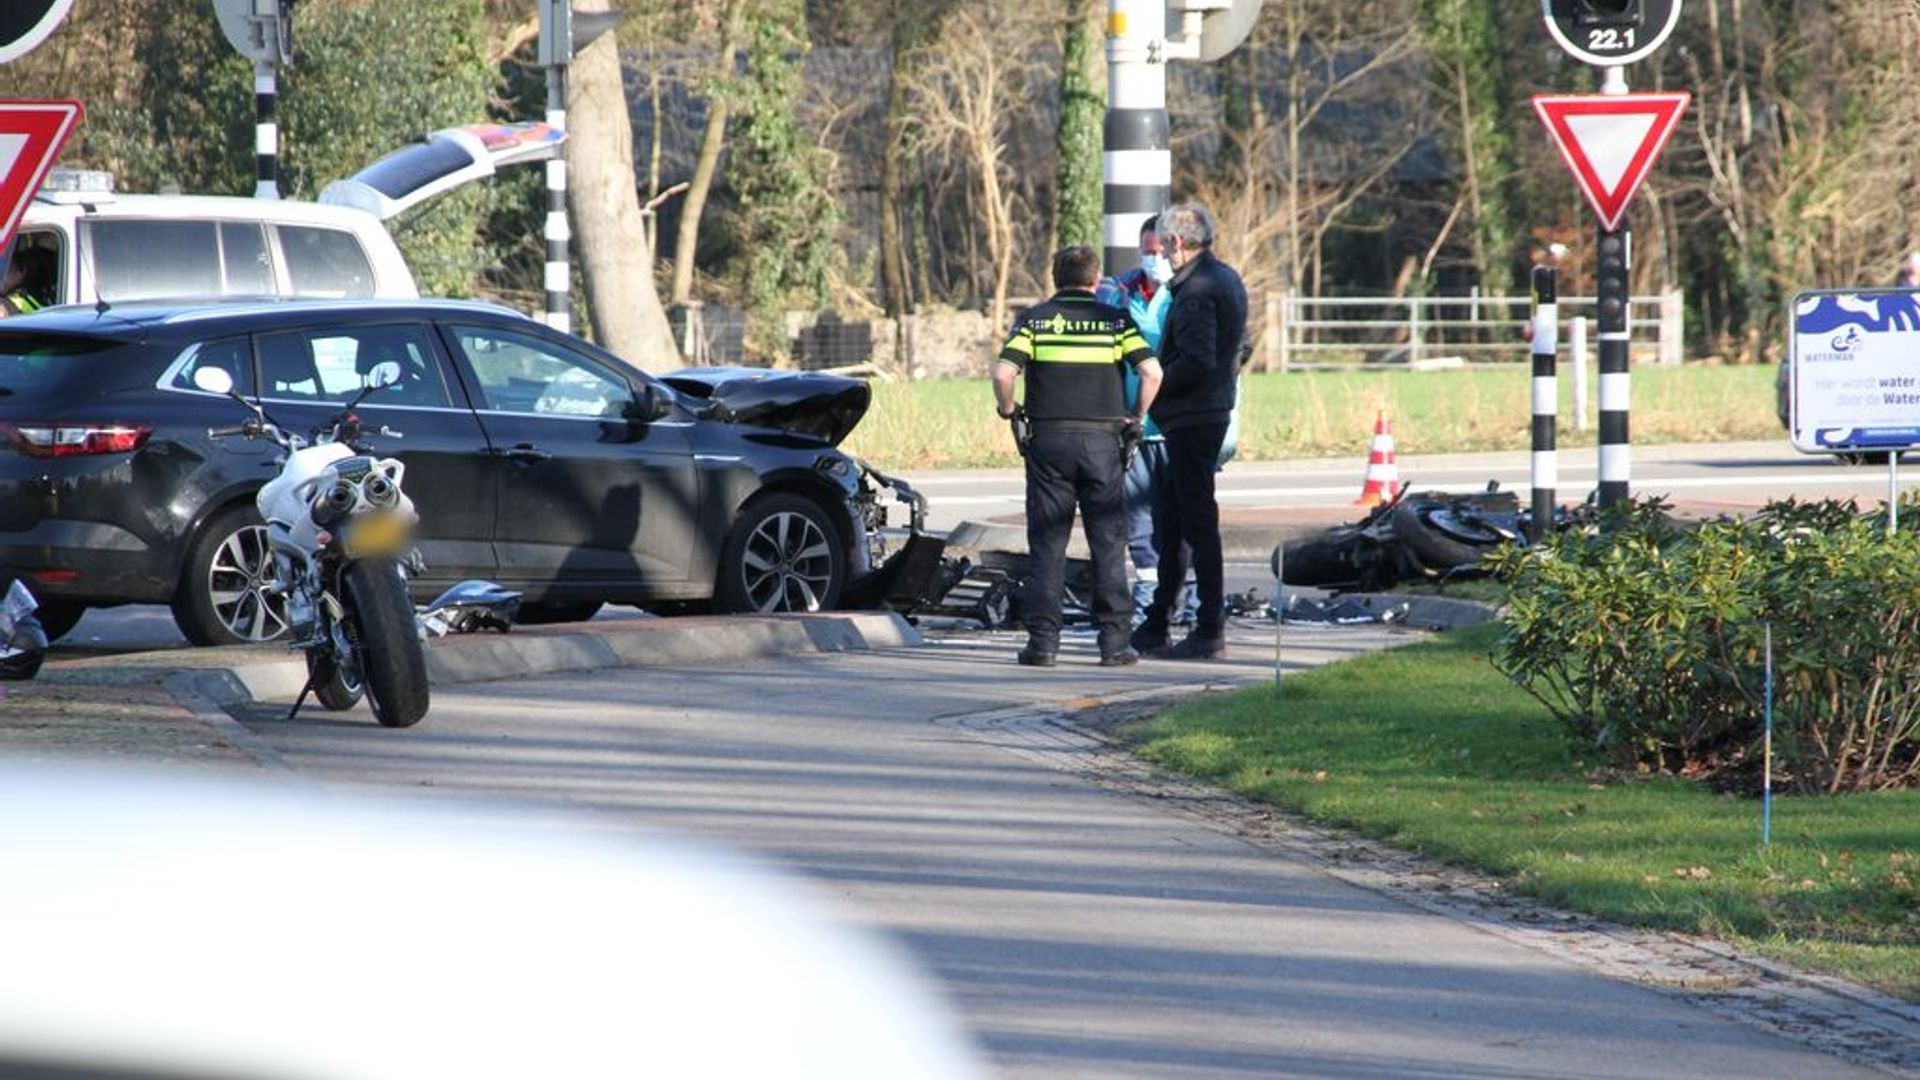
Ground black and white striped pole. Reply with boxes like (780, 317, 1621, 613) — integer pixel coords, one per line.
(543, 66, 570, 334)
(1596, 221, 1630, 511)
(1529, 265, 1557, 542)
(213, 2, 293, 199)
(254, 59, 278, 199)
(1102, 0, 1170, 277)
(539, 1, 573, 334)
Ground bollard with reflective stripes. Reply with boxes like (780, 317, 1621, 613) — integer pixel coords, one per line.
(1529, 265, 1557, 543)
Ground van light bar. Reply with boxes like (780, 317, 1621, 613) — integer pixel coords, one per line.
(40, 168, 114, 195)
(1, 423, 153, 457)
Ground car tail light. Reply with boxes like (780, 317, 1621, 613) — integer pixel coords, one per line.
(0, 423, 153, 457)
(30, 570, 79, 584)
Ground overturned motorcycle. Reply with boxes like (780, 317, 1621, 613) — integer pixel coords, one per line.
(195, 364, 430, 727)
(1276, 485, 1538, 592)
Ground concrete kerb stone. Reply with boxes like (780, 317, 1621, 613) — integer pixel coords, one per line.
(115, 612, 926, 715)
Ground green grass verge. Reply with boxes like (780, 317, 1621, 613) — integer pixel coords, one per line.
(841, 365, 1780, 470)
(1130, 622, 1920, 1001)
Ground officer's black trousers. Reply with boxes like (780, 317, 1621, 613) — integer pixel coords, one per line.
(1023, 422, 1132, 655)
(1146, 420, 1229, 639)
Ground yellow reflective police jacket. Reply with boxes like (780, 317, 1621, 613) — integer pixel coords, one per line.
(997, 292, 1154, 422)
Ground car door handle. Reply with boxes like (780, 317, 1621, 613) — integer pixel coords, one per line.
(496, 443, 551, 462)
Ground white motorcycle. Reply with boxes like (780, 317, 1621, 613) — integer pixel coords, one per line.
(194, 364, 430, 727)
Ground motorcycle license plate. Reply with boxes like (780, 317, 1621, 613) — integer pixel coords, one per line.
(342, 513, 409, 558)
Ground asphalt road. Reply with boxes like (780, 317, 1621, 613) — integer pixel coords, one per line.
(217, 624, 1892, 1079)
(50, 439, 1916, 654)
(902, 439, 1915, 534)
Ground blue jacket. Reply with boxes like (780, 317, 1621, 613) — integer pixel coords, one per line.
(1095, 268, 1170, 438)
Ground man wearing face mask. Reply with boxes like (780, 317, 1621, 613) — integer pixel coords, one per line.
(1131, 202, 1246, 660)
(1095, 216, 1174, 619)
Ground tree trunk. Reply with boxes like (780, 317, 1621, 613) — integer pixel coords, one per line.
(879, 13, 912, 316)
(568, 0, 679, 370)
(1052, 0, 1103, 250)
(670, 0, 747, 306)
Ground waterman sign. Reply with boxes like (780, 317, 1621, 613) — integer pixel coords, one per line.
(1788, 289, 1920, 454)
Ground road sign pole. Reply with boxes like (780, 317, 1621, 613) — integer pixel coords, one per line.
(540, 0, 572, 335)
(254, 60, 278, 200)
(1597, 221, 1630, 512)
(544, 63, 570, 335)
(1529, 265, 1558, 542)
(1102, 0, 1169, 277)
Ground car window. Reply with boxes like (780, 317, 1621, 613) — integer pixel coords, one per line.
(449, 325, 634, 418)
(257, 325, 452, 407)
(168, 336, 257, 398)
(220, 222, 274, 294)
(14, 229, 64, 305)
(86, 220, 221, 300)
(277, 225, 375, 298)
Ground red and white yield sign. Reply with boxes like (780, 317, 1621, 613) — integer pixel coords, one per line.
(1533, 92, 1689, 233)
(0, 100, 81, 255)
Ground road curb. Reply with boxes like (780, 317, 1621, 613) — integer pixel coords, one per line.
(157, 611, 923, 714)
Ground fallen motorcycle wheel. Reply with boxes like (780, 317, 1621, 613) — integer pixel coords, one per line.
(342, 560, 430, 728)
(1388, 498, 1513, 572)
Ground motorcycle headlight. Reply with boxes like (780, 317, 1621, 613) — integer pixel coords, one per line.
(363, 474, 399, 509)
(312, 480, 358, 527)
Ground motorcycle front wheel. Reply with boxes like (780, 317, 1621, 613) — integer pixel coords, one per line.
(306, 646, 364, 711)
(342, 559, 430, 728)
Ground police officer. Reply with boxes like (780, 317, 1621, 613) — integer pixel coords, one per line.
(992, 245, 1163, 667)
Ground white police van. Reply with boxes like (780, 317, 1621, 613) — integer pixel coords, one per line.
(17, 171, 419, 305)
(12, 121, 566, 307)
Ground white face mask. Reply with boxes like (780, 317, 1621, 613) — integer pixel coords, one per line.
(1141, 253, 1173, 284)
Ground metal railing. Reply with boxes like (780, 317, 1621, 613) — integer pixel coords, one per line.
(1262, 290, 1685, 371)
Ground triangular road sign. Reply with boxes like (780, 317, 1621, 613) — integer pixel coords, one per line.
(0, 100, 81, 256)
(1533, 92, 1689, 233)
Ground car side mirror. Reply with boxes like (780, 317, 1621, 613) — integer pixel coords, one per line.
(632, 384, 674, 423)
(192, 367, 235, 396)
(366, 361, 403, 390)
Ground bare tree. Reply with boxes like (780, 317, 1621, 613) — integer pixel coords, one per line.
(904, 3, 1046, 330)
(567, 0, 680, 368)
(670, 0, 750, 305)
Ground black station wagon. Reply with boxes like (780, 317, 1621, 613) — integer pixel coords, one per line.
(0, 299, 896, 645)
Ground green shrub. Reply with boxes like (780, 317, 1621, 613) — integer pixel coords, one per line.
(1487, 497, 1920, 793)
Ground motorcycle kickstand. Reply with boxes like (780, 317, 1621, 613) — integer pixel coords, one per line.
(285, 678, 316, 721)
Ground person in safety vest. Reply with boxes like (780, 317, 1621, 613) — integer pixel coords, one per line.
(993, 245, 1162, 668)
(0, 246, 56, 317)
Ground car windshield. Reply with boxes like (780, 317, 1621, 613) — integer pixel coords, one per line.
(0, 334, 127, 402)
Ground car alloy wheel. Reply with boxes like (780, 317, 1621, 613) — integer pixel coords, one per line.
(741, 509, 836, 613)
(206, 524, 289, 643)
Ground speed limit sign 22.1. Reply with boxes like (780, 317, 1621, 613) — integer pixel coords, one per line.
(1542, 0, 1681, 68)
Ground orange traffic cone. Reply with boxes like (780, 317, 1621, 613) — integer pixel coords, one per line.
(1353, 410, 1401, 507)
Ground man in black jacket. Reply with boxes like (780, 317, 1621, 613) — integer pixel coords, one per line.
(1132, 202, 1246, 660)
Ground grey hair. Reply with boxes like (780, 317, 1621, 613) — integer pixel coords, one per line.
(1156, 202, 1217, 250)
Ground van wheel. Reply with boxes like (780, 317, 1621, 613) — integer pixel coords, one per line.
(715, 493, 845, 614)
(173, 505, 289, 647)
